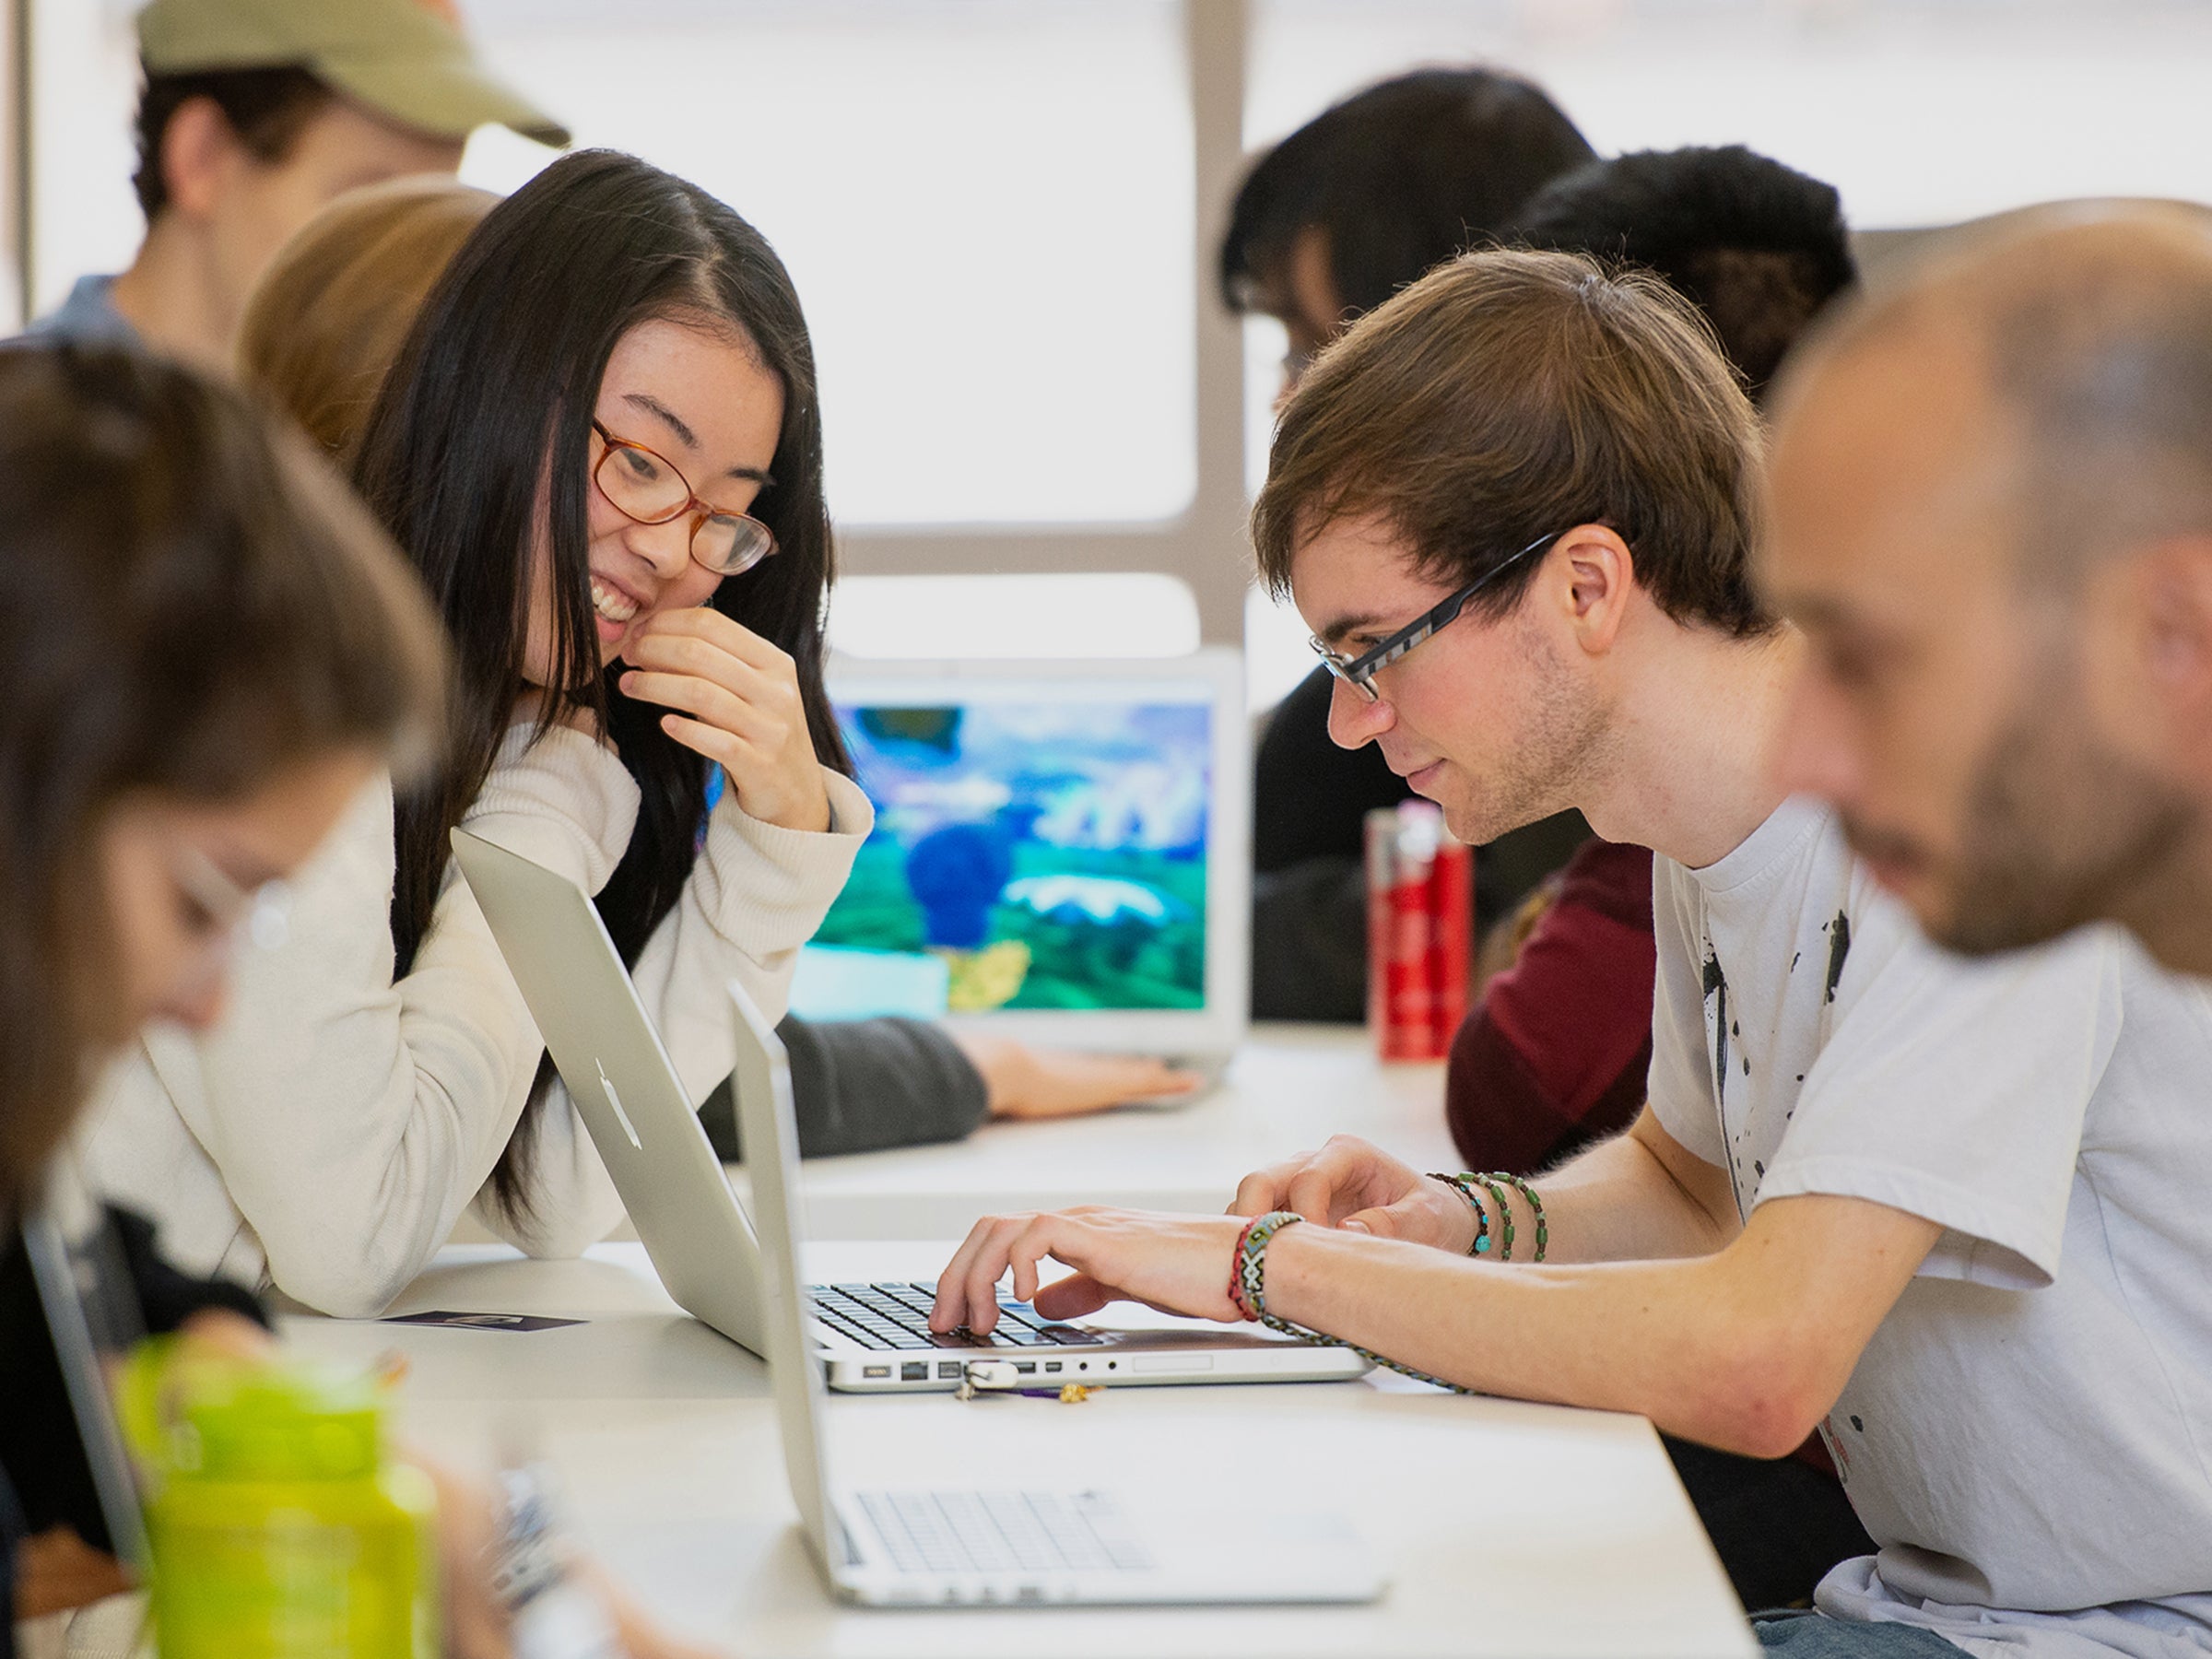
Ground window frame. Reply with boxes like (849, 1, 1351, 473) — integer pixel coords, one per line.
(831, 1, 1256, 647)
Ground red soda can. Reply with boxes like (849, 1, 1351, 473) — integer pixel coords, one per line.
(1384, 803, 1440, 1059)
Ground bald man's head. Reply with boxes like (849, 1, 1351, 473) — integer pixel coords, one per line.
(1762, 206, 2212, 972)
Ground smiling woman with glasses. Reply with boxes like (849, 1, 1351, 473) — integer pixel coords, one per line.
(77, 149, 877, 1322)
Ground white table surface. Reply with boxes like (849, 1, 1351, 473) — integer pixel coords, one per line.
(737, 1023, 1466, 1240)
(288, 1030, 1755, 1658)
(285, 1241, 1752, 1659)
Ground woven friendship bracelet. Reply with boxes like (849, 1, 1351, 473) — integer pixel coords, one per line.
(1482, 1171, 1548, 1263)
(1236, 1209, 1305, 1322)
(1426, 1173, 1491, 1256)
(1227, 1214, 1268, 1319)
(1238, 1208, 1475, 1394)
(1471, 1175, 1517, 1261)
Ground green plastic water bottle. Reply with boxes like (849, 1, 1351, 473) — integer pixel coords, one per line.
(123, 1341, 440, 1657)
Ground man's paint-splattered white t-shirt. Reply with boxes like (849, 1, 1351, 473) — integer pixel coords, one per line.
(1648, 797, 2212, 1658)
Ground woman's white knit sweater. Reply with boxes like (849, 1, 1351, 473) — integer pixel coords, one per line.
(74, 722, 871, 1317)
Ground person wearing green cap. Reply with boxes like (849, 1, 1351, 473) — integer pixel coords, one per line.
(27, 0, 565, 373)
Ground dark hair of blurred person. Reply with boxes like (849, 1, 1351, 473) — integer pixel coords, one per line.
(0, 343, 444, 1201)
(1512, 144, 1856, 405)
(0, 347, 717, 1659)
(1221, 67, 1595, 382)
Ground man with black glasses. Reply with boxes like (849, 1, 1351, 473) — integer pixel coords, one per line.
(927, 246, 2212, 1658)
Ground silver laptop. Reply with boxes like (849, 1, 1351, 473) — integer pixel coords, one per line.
(451, 828, 1369, 1394)
(793, 652, 1248, 1068)
(728, 973, 1385, 1607)
(21, 1160, 155, 1576)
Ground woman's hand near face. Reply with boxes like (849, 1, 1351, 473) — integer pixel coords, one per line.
(617, 608, 830, 834)
(927, 1207, 1248, 1335)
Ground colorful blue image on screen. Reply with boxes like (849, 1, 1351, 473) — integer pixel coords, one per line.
(812, 699, 1210, 1013)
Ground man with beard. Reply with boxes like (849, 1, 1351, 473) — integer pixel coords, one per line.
(1762, 205, 2212, 975)
(925, 246, 2212, 1657)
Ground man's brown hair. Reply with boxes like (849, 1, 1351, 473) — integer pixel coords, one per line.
(1252, 246, 1772, 638)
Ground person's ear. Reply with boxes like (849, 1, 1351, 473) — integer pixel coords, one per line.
(1555, 524, 1635, 658)
(2133, 536, 2212, 789)
(159, 96, 245, 223)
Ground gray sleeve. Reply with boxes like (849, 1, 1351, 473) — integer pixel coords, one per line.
(698, 1016, 990, 1160)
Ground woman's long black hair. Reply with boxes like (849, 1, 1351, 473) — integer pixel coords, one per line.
(352, 149, 850, 1226)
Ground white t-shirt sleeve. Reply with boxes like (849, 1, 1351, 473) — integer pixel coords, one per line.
(1646, 853, 1726, 1168)
(1754, 888, 2121, 1289)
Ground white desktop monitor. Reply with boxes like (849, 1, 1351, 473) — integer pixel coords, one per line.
(794, 652, 1249, 1059)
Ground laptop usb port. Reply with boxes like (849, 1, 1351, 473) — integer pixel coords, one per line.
(1015, 1361, 1036, 1374)
(935, 1361, 963, 1380)
(862, 1365, 891, 1380)
(900, 1362, 929, 1382)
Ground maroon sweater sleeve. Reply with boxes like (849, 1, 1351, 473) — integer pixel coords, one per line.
(1446, 840, 1657, 1176)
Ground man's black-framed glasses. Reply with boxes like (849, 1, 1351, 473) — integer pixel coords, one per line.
(1309, 531, 1561, 702)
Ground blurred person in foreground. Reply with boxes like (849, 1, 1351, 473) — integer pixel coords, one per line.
(0, 340, 712, 1656)
(1222, 66, 1600, 1020)
(26, 0, 563, 371)
(1764, 203, 2212, 982)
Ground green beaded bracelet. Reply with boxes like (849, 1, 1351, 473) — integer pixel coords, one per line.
(1471, 1175, 1517, 1261)
(1481, 1171, 1549, 1264)
(1427, 1172, 1491, 1256)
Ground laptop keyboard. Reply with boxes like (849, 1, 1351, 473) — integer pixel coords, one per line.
(808, 1281, 1106, 1352)
(854, 1488, 1152, 1575)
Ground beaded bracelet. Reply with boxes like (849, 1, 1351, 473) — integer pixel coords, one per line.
(1426, 1172, 1491, 1256)
(1235, 1209, 1474, 1394)
(1471, 1174, 1517, 1261)
(1481, 1171, 1548, 1263)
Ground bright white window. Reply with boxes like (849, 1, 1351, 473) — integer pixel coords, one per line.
(1245, 582, 1316, 715)
(1242, 313, 1288, 500)
(830, 571, 1200, 661)
(459, 0, 1195, 529)
(25, 0, 140, 317)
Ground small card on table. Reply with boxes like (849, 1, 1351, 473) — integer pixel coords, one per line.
(382, 1309, 585, 1334)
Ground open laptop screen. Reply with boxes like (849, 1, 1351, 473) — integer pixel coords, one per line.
(794, 673, 1217, 1023)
